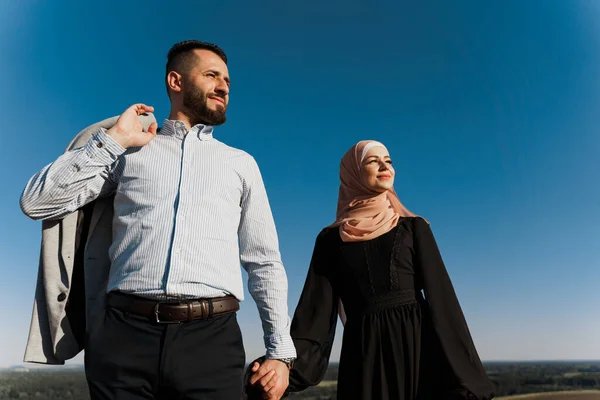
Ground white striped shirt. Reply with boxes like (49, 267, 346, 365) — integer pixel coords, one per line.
(20, 119, 296, 359)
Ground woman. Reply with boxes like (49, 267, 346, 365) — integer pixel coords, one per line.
(247, 140, 495, 399)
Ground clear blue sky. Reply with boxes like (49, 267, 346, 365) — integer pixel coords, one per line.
(1, 0, 599, 367)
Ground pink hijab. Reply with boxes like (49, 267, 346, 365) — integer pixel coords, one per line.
(330, 140, 417, 242)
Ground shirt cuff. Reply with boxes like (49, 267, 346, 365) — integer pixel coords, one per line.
(264, 333, 297, 359)
(84, 128, 126, 164)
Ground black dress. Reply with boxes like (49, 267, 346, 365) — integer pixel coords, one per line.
(286, 217, 495, 400)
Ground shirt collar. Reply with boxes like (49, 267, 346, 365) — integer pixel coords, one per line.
(161, 119, 214, 141)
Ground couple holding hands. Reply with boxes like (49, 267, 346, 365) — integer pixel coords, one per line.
(20, 40, 494, 400)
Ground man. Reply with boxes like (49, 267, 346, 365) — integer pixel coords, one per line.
(20, 40, 294, 400)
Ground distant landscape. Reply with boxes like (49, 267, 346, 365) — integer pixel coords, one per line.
(1, 361, 599, 399)
(495, 392, 600, 400)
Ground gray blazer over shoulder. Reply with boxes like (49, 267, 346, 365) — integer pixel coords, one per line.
(24, 113, 156, 364)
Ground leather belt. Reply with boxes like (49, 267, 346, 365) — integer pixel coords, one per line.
(107, 291, 240, 324)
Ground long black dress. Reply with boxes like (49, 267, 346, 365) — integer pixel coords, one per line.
(286, 217, 495, 400)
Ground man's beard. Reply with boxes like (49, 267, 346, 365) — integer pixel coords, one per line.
(183, 85, 227, 126)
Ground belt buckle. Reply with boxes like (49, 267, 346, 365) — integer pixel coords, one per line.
(154, 302, 180, 324)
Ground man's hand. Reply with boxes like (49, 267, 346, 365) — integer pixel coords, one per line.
(106, 104, 158, 149)
(249, 359, 290, 399)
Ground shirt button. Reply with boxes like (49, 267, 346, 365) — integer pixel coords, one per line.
(97, 142, 103, 148)
(57, 293, 67, 302)
(71, 165, 79, 172)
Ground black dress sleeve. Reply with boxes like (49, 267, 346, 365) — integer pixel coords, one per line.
(287, 230, 339, 392)
(413, 217, 495, 400)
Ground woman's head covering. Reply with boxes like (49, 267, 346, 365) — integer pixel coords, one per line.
(330, 140, 417, 242)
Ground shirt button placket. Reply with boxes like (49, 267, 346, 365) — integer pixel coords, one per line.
(170, 130, 192, 293)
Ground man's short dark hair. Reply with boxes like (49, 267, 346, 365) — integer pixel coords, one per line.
(165, 40, 228, 96)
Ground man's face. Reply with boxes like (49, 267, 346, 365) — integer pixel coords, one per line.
(182, 49, 231, 126)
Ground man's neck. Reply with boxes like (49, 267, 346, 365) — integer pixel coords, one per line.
(168, 110, 192, 130)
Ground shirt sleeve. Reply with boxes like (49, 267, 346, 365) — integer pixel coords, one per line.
(238, 156, 296, 359)
(20, 128, 125, 220)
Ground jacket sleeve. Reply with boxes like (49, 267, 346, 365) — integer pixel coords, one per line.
(413, 217, 495, 400)
(287, 231, 339, 392)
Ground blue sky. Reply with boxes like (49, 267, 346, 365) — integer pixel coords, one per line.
(1, 0, 599, 367)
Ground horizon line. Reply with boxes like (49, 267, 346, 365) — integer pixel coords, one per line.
(3, 359, 600, 370)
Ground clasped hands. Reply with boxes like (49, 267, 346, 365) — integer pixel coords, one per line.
(247, 358, 290, 400)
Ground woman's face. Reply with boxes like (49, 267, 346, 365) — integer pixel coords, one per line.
(360, 146, 395, 193)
